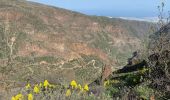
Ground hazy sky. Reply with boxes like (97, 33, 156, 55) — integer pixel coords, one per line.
(28, 0, 170, 18)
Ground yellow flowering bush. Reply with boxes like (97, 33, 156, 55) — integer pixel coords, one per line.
(11, 79, 92, 100)
(139, 68, 149, 74)
(11, 80, 52, 100)
(44, 80, 50, 88)
(104, 80, 120, 87)
(70, 80, 78, 89)
(39, 82, 43, 88)
(84, 84, 89, 91)
(104, 80, 110, 87)
(65, 89, 71, 97)
(25, 83, 31, 90)
(11, 93, 24, 100)
(64, 80, 90, 96)
(11, 96, 16, 100)
(33, 84, 40, 94)
(28, 93, 33, 100)
(78, 84, 82, 90)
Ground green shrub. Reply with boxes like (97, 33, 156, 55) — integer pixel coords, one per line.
(135, 85, 154, 100)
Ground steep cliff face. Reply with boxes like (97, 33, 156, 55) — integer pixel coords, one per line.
(0, 0, 156, 83)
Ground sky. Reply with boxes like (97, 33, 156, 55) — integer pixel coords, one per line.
(28, 0, 170, 18)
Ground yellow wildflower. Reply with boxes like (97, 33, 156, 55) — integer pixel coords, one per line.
(39, 82, 43, 88)
(65, 89, 71, 97)
(70, 80, 77, 89)
(44, 80, 50, 88)
(11, 96, 16, 100)
(15, 93, 24, 100)
(104, 80, 110, 87)
(78, 84, 82, 90)
(28, 93, 33, 100)
(111, 80, 120, 84)
(104, 81, 107, 87)
(140, 68, 148, 74)
(84, 84, 89, 91)
(25, 83, 31, 89)
(34, 85, 40, 93)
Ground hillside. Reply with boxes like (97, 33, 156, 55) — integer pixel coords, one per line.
(0, 0, 156, 89)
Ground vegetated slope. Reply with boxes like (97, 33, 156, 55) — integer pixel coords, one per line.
(0, 0, 155, 83)
(148, 23, 170, 98)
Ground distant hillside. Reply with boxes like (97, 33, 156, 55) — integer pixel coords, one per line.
(0, 0, 156, 83)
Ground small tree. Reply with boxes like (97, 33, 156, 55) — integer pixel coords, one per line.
(3, 12, 17, 64)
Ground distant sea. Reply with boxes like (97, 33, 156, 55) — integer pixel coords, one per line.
(108, 17, 159, 23)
